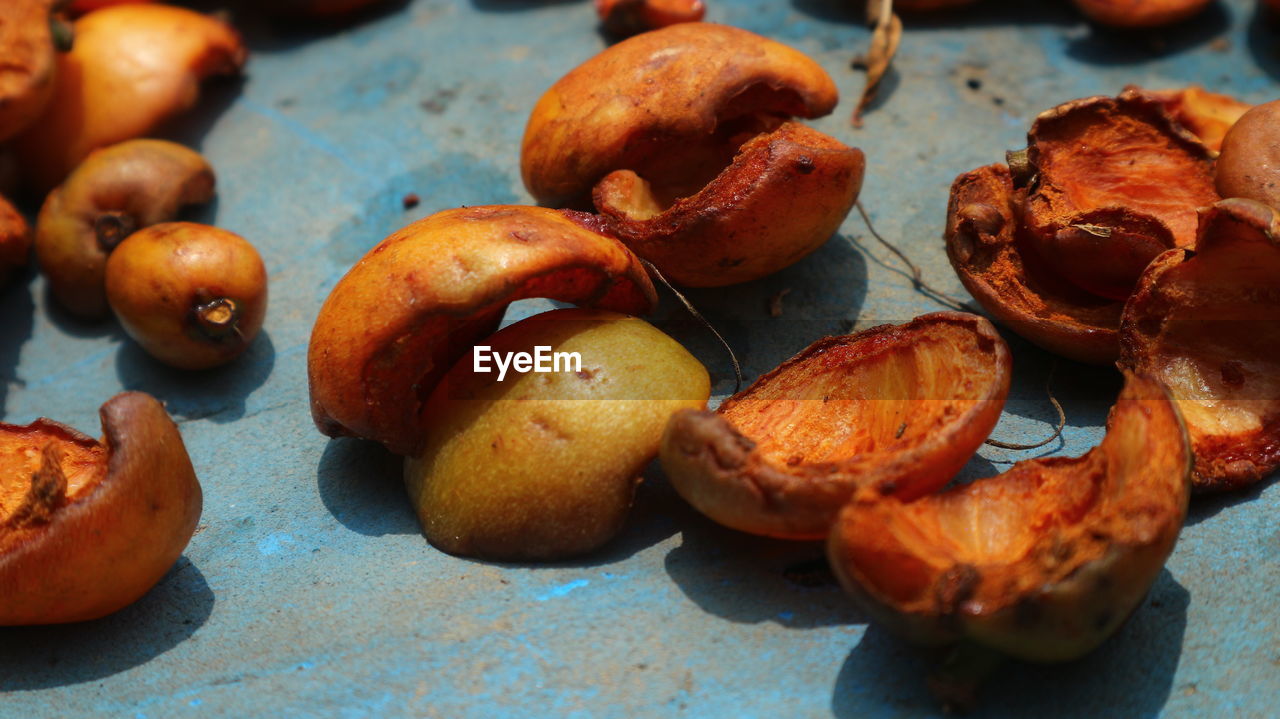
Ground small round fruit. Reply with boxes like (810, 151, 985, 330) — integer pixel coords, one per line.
(1216, 100, 1280, 211)
(404, 308, 710, 561)
(104, 222, 267, 370)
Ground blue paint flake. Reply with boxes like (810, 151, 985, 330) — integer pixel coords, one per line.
(535, 579, 589, 601)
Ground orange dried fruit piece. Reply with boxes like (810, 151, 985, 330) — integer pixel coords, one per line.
(596, 0, 706, 37)
(521, 23, 861, 286)
(1071, 0, 1213, 27)
(0, 0, 57, 144)
(1021, 90, 1218, 258)
(35, 139, 216, 319)
(1120, 198, 1280, 492)
(308, 205, 657, 457)
(828, 372, 1191, 663)
(946, 164, 1123, 365)
(0, 193, 31, 287)
(660, 312, 1010, 540)
(1, 392, 202, 626)
(1137, 85, 1252, 153)
(15, 3, 246, 192)
(594, 122, 865, 287)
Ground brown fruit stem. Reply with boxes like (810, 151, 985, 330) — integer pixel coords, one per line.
(193, 297, 241, 341)
(1005, 148, 1033, 187)
(94, 211, 136, 251)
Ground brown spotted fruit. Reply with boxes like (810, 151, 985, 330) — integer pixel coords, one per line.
(1120, 198, 1280, 492)
(0, 0, 57, 144)
(405, 308, 709, 561)
(521, 23, 864, 287)
(15, 3, 246, 192)
(104, 222, 267, 370)
(660, 312, 1010, 540)
(36, 139, 216, 319)
(829, 372, 1191, 662)
(1071, 0, 1213, 27)
(1216, 99, 1280, 211)
(308, 206, 657, 457)
(1, 392, 202, 626)
(0, 193, 31, 287)
(946, 89, 1219, 364)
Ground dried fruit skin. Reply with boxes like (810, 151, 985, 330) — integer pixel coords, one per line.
(1216, 100, 1280, 212)
(35, 139, 216, 319)
(828, 372, 1191, 662)
(1120, 198, 1280, 492)
(594, 122, 865, 287)
(660, 312, 1010, 540)
(404, 309, 710, 561)
(1023, 91, 1218, 255)
(0, 392, 202, 626)
(596, 0, 706, 36)
(1071, 0, 1213, 27)
(521, 23, 838, 209)
(15, 4, 246, 192)
(308, 205, 657, 457)
(0, 0, 56, 144)
(1137, 85, 1251, 153)
(104, 222, 267, 370)
(945, 164, 1123, 364)
(0, 193, 31, 287)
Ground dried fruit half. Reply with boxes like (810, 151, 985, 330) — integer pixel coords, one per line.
(828, 372, 1191, 663)
(15, 4, 246, 192)
(596, 0, 705, 36)
(1, 392, 202, 626)
(1071, 0, 1213, 27)
(36, 139, 216, 319)
(1216, 99, 1280, 211)
(1120, 198, 1280, 492)
(594, 122, 865, 287)
(1021, 90, 1218, 258)
(946, 164, 1123, 364)
(946, 90, 1221, 364)
(405, 308, 710, 561)
(1138, 85, 1252, 153)
(0, 0, 57, 144)
(308, 205, 657, 457)
(522, 23, 860, 286)
(660, 312, 1010, 540)
(0, 193, 31, 287)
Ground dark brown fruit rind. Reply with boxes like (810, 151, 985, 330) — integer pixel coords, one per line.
(1120, 198, 1280, 492)
(660, 312, 1010, 540)
(828, 372, 1191, 663)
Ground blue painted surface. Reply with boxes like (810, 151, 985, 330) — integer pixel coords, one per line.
(1, 0, 1278, 716)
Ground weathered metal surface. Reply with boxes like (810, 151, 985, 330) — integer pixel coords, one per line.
(1, 0, 1277, 716)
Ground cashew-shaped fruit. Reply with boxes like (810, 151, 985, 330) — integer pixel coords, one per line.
(1120, 198, 1280, 492)
(1, 392, 202, 626)
(829, 372, 1191, 663)
(15, 4, 246, 192)
(661, 313, 1010, 540)
(308, 206, 658, 457)
(36, 139, 216, 319)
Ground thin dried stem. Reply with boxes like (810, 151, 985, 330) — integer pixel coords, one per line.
(985, 362, 1066, 451)
(854, 200, 972, 313)
(640, 258, 743, 394)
